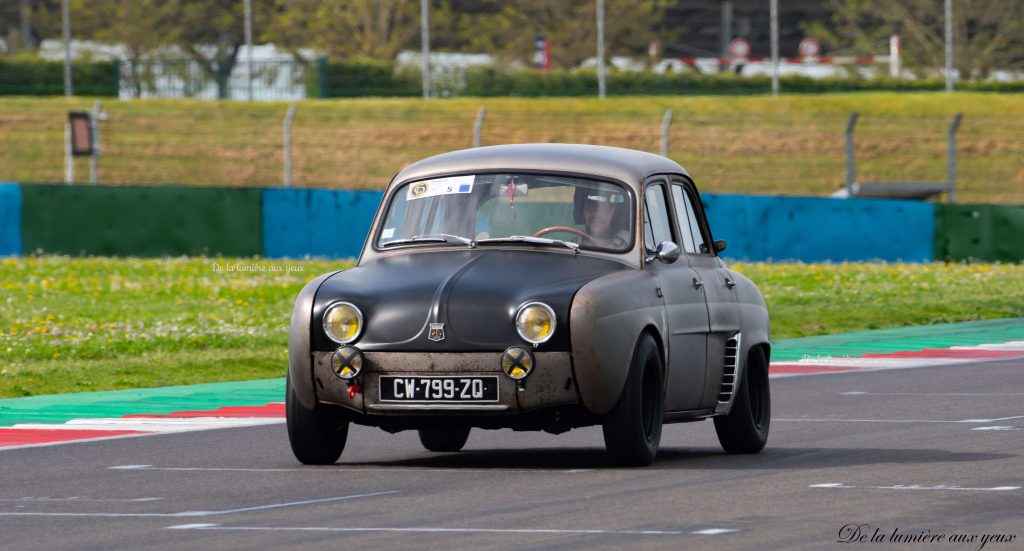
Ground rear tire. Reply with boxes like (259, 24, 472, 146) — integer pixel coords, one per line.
(418, 427, 471, 452)
(714, 346, 770, 453)
(286, 373, 348, 465)
(602, 333, 664, 467)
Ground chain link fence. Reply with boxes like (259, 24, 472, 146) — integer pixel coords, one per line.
(3, 1, 1023, 99)
(2, 99, 1021, 204)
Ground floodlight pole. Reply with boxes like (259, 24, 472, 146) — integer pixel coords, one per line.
(944, 0, 953, 92)
(596, 0, 606, 99)
(244, 0, 254, 101)
(64, 123, 73, 184)
(769, 0, 779, 95)
(62, 0, 72, 96)
(421, 0, 431, 100)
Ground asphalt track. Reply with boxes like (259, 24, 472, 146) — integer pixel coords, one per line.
(1, 358, 1022, 551)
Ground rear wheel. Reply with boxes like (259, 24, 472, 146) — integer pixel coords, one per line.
(286, 373, 348, 465)
(418, 427, 471, 452)
(714, 346, 770, 453)
(602, 333, 664, 467)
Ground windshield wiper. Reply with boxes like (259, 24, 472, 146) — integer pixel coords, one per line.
(381, 233, 475, 248)
(476, 235, 580, 253)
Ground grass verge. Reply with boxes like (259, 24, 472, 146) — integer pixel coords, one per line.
(2, 256, 1023, 398)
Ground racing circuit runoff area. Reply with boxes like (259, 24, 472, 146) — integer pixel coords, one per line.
(1, 353, 1023, 549)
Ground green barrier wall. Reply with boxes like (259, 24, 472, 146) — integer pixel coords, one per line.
(21, 184, 262, 257)
(934, 204, 1024, 262)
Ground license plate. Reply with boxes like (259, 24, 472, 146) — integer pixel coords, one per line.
(379, 376, 499, 403)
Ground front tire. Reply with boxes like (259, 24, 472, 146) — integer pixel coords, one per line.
(602, 333, 664, 467)
(418, 427, 471, 452)
(714, 346, 770, 453)
(286, 373, 348, 465)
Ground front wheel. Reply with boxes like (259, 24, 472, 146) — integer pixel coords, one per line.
(286, 373, 349, 465)
(602, 333, 664, 467)
(418, 427, 471, 452)
(714, 346, 770, 453)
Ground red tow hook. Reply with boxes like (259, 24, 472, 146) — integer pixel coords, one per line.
(348, 384, 363, 399)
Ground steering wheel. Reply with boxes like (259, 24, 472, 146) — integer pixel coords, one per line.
(532, 226, 594, 243)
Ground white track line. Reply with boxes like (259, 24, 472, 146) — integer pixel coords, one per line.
(811, 483, 1020, 492)
(109, 465, 588, 475)
(163, 524, 685, 536)
(0, 491, 398, 519)
(10, 417, 283, 433)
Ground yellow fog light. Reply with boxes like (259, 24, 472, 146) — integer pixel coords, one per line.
(501, 346, 535, 380)
(323, 301, 363, 344)
(515, 302, 556, 345)
(331, 346, 364, 380)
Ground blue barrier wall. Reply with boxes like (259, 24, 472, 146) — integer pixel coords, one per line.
(702, 194, 935, 262)
(263, 189, 384, 259)
(0, 183, 21, 256)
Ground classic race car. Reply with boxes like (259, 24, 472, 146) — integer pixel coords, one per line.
(287, 144, 770, 467)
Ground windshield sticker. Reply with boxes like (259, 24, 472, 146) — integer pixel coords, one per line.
(407, 175, 475, 200)
(381, 228, 395, 239)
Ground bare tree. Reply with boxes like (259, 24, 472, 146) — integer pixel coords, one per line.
(805, 0, 1024, 78)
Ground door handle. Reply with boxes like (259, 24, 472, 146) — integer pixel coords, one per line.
(725, 277, 736, 289)
(692, 277, 703, 289)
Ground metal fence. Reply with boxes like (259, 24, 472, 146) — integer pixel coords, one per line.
(5, 0, 1022, 100)
(2, 102, 1021, 205)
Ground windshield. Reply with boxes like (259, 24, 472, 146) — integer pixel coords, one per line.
(377, 173, 634, 252)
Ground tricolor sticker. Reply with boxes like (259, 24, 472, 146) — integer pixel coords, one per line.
(407, 175, 475, 200)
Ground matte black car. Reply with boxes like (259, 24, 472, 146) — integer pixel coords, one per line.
(287, 143, 771, 466)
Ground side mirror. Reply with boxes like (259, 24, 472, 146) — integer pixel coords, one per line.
(646, 241, 681, 265)
(714, 240, 727, 253)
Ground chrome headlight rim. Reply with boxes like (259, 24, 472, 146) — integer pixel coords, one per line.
(322, 301, 364, 344)
(331, 345, 365, 381)
(514, 301, 557, 345)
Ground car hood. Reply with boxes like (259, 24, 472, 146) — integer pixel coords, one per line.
(311, 249, 629, 352)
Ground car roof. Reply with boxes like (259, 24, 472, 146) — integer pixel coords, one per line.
(391, 144, 689, 189)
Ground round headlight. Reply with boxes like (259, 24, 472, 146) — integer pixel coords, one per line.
(515, 302, 556, 345)
(323, 302, 363, 344)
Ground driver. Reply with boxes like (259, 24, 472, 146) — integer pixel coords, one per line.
(581, 190, 629, 249)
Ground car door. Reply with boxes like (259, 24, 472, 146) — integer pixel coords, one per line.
(643, 179, 711, 412)
(670, 178, 741, 408)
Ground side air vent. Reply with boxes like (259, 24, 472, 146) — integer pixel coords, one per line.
(718, 333, 741, 403)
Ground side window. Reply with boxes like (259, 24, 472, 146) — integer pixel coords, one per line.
(680, 187, 709, 254)
(643, 184, 673, 251)
(670, 185, 697, 254)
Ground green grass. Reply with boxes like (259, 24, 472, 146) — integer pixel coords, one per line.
(2, 256, 1024, 398)
(1, 93, 1022, 204)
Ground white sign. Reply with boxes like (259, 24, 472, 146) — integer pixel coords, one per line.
(799, 38, 820, 58)
(729, 38, 750, 59)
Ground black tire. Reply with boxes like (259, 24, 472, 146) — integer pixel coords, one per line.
(418, 427, 471, 452)
(286, 373, 348, 465)
(714, 346, 771, 454)
(602, 333, 664, 467)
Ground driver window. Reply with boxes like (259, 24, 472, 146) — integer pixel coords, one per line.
(670, 185, 697, 254)
(643, 185, 673, 251)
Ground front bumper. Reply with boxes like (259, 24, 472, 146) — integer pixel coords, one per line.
(312, 350, 579, 416)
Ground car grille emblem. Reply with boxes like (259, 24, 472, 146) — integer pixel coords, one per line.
(428, 323, 445, 342)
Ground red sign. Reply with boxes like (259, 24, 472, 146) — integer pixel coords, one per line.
(729, 38, 750, 58)
(799, 38, 820, 59)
